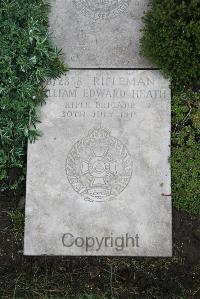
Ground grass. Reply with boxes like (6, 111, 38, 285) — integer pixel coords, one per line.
(1, 200, 200, 296)
(0, 243, 199, 298)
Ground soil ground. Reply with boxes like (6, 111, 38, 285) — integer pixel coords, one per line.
(0, 191, 199, 298)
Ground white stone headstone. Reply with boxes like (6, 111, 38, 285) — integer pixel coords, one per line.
(49, 0, 152, 68)
(24, 70, 172, 256)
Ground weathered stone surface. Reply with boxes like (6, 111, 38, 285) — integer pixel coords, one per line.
(24, 70, 172, 256)
(48, 0, 152, 68)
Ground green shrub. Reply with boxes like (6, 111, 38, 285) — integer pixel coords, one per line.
(171, 91, 200, 214)
(0, 0, 67, 191)
(141, 1, 200, 214)
(140, 0, 200, 89)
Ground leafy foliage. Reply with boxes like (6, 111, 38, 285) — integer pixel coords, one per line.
(171, 91, 200, 214)
(140, 0, 200, 89)
(0, 0, 67, 191)
(140, 0, 200, 214)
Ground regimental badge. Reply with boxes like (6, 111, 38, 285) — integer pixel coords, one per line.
(73, 0, 131, 21)
(65, 128, 133, 202)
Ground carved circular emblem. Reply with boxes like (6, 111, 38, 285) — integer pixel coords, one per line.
(73, 0, 131, 21)
(65, 128, 133, 202)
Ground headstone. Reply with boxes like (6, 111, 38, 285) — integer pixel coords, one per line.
(49, 0, 152, 68)
(24, 70, 172, 256)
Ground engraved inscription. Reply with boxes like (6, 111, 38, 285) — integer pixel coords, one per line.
(73, 0, 131, 20)
(46, 73, 170, 121)
(66, 128, 133, 202)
